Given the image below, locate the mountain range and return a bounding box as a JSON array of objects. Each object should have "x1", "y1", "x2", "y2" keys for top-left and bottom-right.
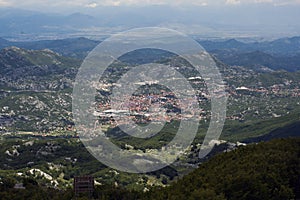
[
  {"x1": 0, "y1": 37, "x2": 99, "y2": 59},
  {"x1": 200, "y1": 37, "x2": 300, "y2": 56},
  {"x1": 0, "y1": 36, "x2": 299, "y2": 199},
  {"x1": 0, "y1": 6, "x2": 300, "y2": 39},
  {"x1": 200, "y1": 37, "x2": 300, "y2": 72},
  {"x1": 1, "y1": 36, "x2": 300, "y2": 71},
  {"x1": 210, "y1": 50, "x2": 300, "y2": 72}
]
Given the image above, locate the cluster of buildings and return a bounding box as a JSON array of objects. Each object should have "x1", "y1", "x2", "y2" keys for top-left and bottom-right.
[{"x1": 94, "y1": 90, "x2": 206, "y2": 128}]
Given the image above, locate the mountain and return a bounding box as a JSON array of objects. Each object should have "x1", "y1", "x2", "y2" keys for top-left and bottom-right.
[
  {"x1": 264, "y1": 37, "x2": 300, "y2": 55},
  {"x1": 0, "y1": 47, "x2": 79, "y2": 80},
  {"x1": 200, "y1": 37, "x2": 300, "y2": 72},
  {"x1": 3, "y1": 36, "x2": 300, "y2": 71},
  {"x1": 1, "y1": 5, "x2": 300, "y2": 38},
  {"x1": 0, "y1": 37, "x2": 9, "y2": 47},
  {"x1": 1, "y1": 138, "x2": 298, "y2": 199},
  {"x1": 0, "y1": 47, "x2": 80, "y2": 131},
  {"x1": 243, "y1": 121, "x2": 300, "y2": 143},
  {"x1": 0, "y1": 9, "x2": 100, "y2": 36},
  {"x1": 0, "y1": 38, "x2": 299, "y2": 199},
  {"x1": 15, "y1": 37, "x2": 99, "y2": 59},
  {"x1": 200, "y1": 39, "x2": 248, "y2": 52},
  {"x1": 0, "y1": 44, "x2": 299, "y2": 134},
  {"x1": 211, "y1": 50, "x2": 300, "y2": 72},
  {"x1": 144, "y1": 138, "x2": 300, "y2": 200},
  {"x1": 200, "y1": 36, "x2": 300, "y2": 56},
  {"x1": 0, "y1": 37, "x2": 99, "y2": 59}
]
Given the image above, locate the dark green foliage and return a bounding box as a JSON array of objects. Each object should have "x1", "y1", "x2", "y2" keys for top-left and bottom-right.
[
  {"x1": 244, "y1": 120, "x2": 300, "y2": 143},
  {"x1": 1, "y1": 177, "x2": 16, "y2": 189},
  {"x1": 144, "y1": 138, "x2": 300, "y2": 200},
  {"x1": 23, "y1": 177, "x2": 38, "y2": 187},
  {"x1": 0, "y1": 138, "x2": 299, "y2": 199},
  {"x1": 0, "y1": 186, "x2": 74, "y2": 200},
  {"x1": 222, "y1": 112, "x2": 300, "y2": 141}
]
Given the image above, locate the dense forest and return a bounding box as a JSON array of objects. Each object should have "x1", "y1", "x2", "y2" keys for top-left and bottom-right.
[
  {"x1": 1, "y1": 138, "x2": 299, "y2": 200},
  {"x1": 144, "y1": 138, "x2": 300, "y2": 200}
]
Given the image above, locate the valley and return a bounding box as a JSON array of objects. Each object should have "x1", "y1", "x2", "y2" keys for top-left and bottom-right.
[{"x1": 0, "y1": 36, "x2": 299, "y2": 199}]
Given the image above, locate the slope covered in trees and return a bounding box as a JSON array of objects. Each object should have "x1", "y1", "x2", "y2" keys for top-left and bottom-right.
[
  {"x1": 144, "y1": 138, "x2": 300, "y2": 200},
  {"x1": 1, "y1": 138, "x2": 299, "y2": 199}
]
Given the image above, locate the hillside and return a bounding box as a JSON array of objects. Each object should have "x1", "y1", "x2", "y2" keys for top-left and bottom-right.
[
  {"x1": 144, "y1": 138, "x2": 300, "y2": 200},
  {"x1": 0, "y1": 42, "x2": 299, "y2": 200},
  {"x1": 0, "y1": 46, "x2": 79, "y2": 91},
  {"x1": 0, "y1": 37, "x2": 99, "y2": 59},
  {"x1": 1, "y1": 36, "x2": 300, "y2": 70},
  {"x1": 0, "y1": 47, "x2": 79, "y2": 131},
  {"x1": 1, "y1": 138, "x2": 298, "y2": 199},
  {"x1": 211, "y1": 50, "x2": 300, "y2": 72},
  {"x1": 243, "y1": 120, "x2": 300, "y2": 143},
  {"x1": 199, "y1": 37, "x2": 300, "y2": 72},
  {"x1": 0, "y1": 45, "x2": 299, "y2": 137},
  {"x1": 200, "y1": 36, "x2": 300, "y2": 56}
]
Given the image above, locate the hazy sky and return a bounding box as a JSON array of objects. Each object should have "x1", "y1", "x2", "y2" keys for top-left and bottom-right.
[
  {"x1": 1, "y1": 0, "x2": 300, "y2": 9},
  {"x1": 0, "y1": 0, "x2": 299, "y2": 39}
]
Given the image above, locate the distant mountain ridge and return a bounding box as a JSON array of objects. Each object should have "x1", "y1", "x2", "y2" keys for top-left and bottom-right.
[
  {"x1": 0, "y1": 37, "x2": 99, "y2": 59},
  {"x1": 200, "y1": 36, "x2": 300, "y2": 56},
  {"x1": 0, "y1": 46, "x2": 79, "y2": 90},
  {"x1": 0, "y1": 9, "x2": 100, "y2": 36},
  {"x1": 0, "y1": 36, "x2": 300, "y2": 72},
  {"x1": 211, "y1": 50, "x2": 300, "y2": 72},
  {"x1": 199, "y1": 37, "x2": 300, "y2": 72}
]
